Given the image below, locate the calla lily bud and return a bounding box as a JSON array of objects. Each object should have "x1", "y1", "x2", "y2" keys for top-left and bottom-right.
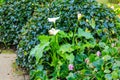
[{"x1": 77, "y1": 13, "x2": 83, "y2": 20}]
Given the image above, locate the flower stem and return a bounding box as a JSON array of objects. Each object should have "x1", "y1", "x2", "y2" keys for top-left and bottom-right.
[
  {"x1": 72, "y1": 21, "x2": 79, "y2": 45},
  {"x1": 54, "y1": 22, "x2": 56, "y2": 29},
  {"x1": 73, "y1": 27, "x2": 77, "y2": 45}
]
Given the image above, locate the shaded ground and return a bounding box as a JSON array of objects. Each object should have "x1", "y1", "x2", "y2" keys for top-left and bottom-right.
[{"x1": 0, "y1": 50, "x2": 29, "y2": 80}]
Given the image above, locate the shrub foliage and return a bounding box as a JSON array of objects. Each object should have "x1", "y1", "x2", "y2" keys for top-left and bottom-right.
[
  {"x1": 16, "y1": 0, "x2": 119, "y2": 69},
  {"x1": 0, "y1": 0, "x2": 35, "y2": 45},
  {"x1": 0, "y1": 0, "x2": 120, "y2": 79}
]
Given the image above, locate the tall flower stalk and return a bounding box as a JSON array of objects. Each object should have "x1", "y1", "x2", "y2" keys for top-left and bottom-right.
[
  {"x1": 73, "y1": 13, "x2": 83, "y2": 45},
  {"x1": 48, "y1": 17, "x2": 60, "y2": 46},
  {"x1": 48, "y1": 17, "x2": 60, "y2": 68}
]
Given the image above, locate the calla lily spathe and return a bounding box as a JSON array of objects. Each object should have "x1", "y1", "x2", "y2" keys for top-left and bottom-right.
[
  {"x1": 48, "y1": 17, "x2": 60, "y2": 23},
  {"x1": 48, "y1": 28, "x2": 60, "y2": 35},
  {"x1": 111, "y1": 6, "x2": 114, "y2": 9}
]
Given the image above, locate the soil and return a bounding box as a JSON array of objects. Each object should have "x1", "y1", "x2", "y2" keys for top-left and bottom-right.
[{"x1": 0, "y1": 50, "x2": 29, "y2": 80}]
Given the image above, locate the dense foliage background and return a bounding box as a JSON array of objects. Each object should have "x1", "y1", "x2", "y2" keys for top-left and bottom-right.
[
  {"x1": 17, "y1": 0, "x2": 120, "y2": 69},
  {"x1": 0, "y1": 0, "x2": 35, "y2": 45},
  {"x1": 0, "y1": 0, "x2": 120, "y2": 79}
]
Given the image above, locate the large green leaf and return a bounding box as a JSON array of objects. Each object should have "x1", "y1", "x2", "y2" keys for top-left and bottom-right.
[
  {"x1": 59, "y1": 43, "x2": 74, "y2": 53},
  {"x1": 30, "y1": 42, "x2": 50, "y2": 64},
  {"x1": 78, "y1": 28, "x2": 93, "y2": 39},
  {"x1": 38, "y1": 35, "x2": 51, "y2": 44}
]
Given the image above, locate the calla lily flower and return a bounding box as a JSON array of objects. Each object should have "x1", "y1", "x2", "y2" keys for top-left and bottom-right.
[
  {"x1": 111, "y1": 6, "x2": 114, "y2": 9},
  {"x1": 48, "y1": 28, "x2": 60, "y2": 35},
  {"x1": 48, "y1": 17, "x2": 60, "y2": 23}
]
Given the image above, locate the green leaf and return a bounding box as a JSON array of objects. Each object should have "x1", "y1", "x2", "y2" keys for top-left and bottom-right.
[
  {"x1": 38, "y1": 35, "x2": 51, "y2": 44},
  {"x1": 59, "y1": 43, "x2": 74, "y2": 53},
  {"x1": 92, "y1": 59, "x2": 104, "y2": 70},
  {"x1": 30, "y1": 42, "x2": 50, "y2": 64},
  {"x1": 30, "y1": 70, "x2": 36, "y2": 79},
  {"x1": 78, "y1": 28, "x2": 93, "y2": 39},
  {"x1": 104, "y1": 69, "x2": 111, "y2": 73},
  {"x1": 66, "y1": 53, "x2": 74, "y2": 63},
  {"x1": 37, "y1": 65, "x2": 43, "y2": 71},
  {"x1": 112, "y1": 71, "x2": 118, "y2": 79},
  {"x1": 98, "y1": 42, "x2": 106, "y2": 48},
  {"x1": 105, "y1": 74, "x2": 112, "y2": 80},
  {"x1": 115, "y1": 61, "x2": 120, "y2": 67},
  {"x1": 76, "y1": 53, "x2": 87, "y2": 62},
  {"x1": 112, "y1": 60, "x2": 120, "y2": 70},
  {"x1": 66, "y1": 72, "x2": 76, "y2": 80},
  {"x1": 58, "y1": 31, "x2": 68, "y2": 38},
  {"x1": 89, "y1": 54, "x2": 96, "y2": 62},
  {"x1": 102, "y1": 55, "x2": 111, "y2": 61}
]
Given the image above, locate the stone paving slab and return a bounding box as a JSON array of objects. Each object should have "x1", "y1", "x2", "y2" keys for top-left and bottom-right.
[{"x1": 0, "y1": 54, "x2": 29, "y2": 80}]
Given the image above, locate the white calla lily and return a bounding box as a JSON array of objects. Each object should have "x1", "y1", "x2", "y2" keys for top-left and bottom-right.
[
  {"x1": 111, "y1": 6, "x2": 114, "y2": 9},
  {"x1": 48, "y1": 28, "x2": 60, "y2": 35},
  {"x1": 48, "y1": 17, "x2": 60, "y2": 23}
]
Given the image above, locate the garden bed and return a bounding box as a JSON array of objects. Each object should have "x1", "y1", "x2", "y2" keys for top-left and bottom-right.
[{"x1": 0, "y1": 0, "x2": 120, "y2": 80}]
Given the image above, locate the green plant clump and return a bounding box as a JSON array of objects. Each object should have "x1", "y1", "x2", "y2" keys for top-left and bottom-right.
[
  {"x1": 29, "y1": 29, "x2": 96, "y2": 79},
  {"x1": 16, "y1": 0, "x2": 119, "y2": 69},
  {"x1": 29, "y1": 27, "x2": 120, "y2": 79}
]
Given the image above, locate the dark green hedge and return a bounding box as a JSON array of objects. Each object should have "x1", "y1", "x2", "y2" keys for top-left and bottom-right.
[
  {"x1": 0, "y1": 0, "x2": 53, "y2": 45},
  {"x1": 0, "y1": 0, "x2": 35, "y2": 45},
  {"x1": 16, "y1": 4, "x2": 50, "y2": 69},
  {"x1": 16, "y1": 0, "x2": 119, "y2": 69}
]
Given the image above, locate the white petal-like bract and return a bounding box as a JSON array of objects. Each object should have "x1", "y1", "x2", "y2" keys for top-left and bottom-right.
[
  {"x1": 48, "y1": 17, "x2": 60, "y2": 23},
  {"x1": 48, "y1": 28, "x2": 60, "y2": 35}
]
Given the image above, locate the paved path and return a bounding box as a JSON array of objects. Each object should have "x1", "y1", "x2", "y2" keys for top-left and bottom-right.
[{"x1": 0, "y1": 54, "x2": 29, "y2": 80}]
